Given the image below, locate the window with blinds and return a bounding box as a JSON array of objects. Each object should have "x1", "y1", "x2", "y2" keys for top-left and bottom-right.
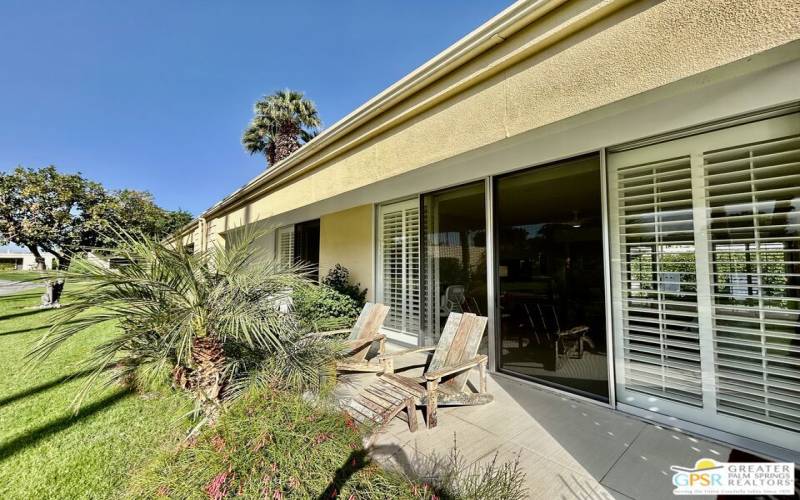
[
  {"x1": 276, "y1": 225, "x2": 295, "y2": 265},
  {"x1": 378, "y1": 200, "x2": 420, "y2": 337},
  {"x1": 615, "y1": 155, "x2": 704, "y2": 406},
  {"x1": 610, "y1": 111, "x2": 800, "y2": 449},
  {"x1": 704, "y1": 134, "x2": 800, "y2": 433}
]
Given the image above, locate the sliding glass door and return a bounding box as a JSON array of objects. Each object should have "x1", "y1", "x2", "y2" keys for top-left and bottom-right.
[
  {"x1": 495, "y1": 155, "x2": 609, "y2": 400},
  {"x1": 421, "y1": 182, "x2": 488, "y2": 349},
  {"x1": 609, "y1": 112, "x2": 800, "y2": 450}
]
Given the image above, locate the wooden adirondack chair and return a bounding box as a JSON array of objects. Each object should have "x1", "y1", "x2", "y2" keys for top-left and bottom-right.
[
  {"x1": 316, "y1": 302, "x2": 390, "y2": 373},
  {"x1": 345, "y1": 312, "x2": 491, "y2": 431}
]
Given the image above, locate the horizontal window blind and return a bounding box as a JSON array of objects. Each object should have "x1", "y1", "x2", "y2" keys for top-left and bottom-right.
[
  {"x1": 615, "y1": 155, "x2": 704, "y2": 406},
  {"x1": 276, "y1": 226, "x2": 295, "y2": 265},
  {"x1": 704, "y1": 134, "x2": 800, "y2": 433},
  {"x1": 379, "y1": 201, "x2": 420, "y2": 335}
]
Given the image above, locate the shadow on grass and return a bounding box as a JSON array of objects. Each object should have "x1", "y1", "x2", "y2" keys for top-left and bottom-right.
[
  {"x1": 316, "y1": 444, "x2": 436, "y2": 500},
  {"x1": 0, "y1": 318, "x2": 82, "y2": 337},
  {"x1": 0, "y1": 325, "x2": 49, "y2": 337},
  {"x1": 0, "y1": 308, "x2": 50, "y2": 322},
  {"x1": 317, "y1": 448, "x2": 370, "y2": 500},
  {"x1": 0, "y1": 369, "x2": 95, "y2": 408},
  {"x1": 0, "y1": 390, "x2": 130, "y2": 463},
  {"x1": 0, "y1": 291, "x2": 43, "y2": 302}
]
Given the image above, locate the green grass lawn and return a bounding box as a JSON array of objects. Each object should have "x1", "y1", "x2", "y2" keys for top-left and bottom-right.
[{"x1": 0, "y1": 288, "x2": 191, "y2": 499}]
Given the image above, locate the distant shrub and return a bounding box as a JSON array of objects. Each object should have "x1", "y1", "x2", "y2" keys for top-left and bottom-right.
[
  {"x1": 293, "y1": 283, "x2": 360, "y2": 324},
  {"x1": 322, "y1": 264, "x2": 367, "y2": 307}
]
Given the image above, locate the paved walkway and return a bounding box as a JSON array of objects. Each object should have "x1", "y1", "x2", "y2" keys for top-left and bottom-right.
[
  {"x1": 335, "y1": 347, "x2": 778, "y2": 500},
  {"x1": 0, "y1": 279, "x2": 42, "y2": 296}
]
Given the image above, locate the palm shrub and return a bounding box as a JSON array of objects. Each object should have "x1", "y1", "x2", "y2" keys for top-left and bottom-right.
[{"x1": 28, "y1": 227, "x2": 337, "y2": 423}]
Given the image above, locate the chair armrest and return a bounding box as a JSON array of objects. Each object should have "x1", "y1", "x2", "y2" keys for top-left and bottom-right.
[
  {"x1": 424, "y1": 354, "x2": 487, "y2": 381},
  {"x1": 342, "y1": 334, "x2": 385, "y2": 350},
  {"x1": 377, "y1": 346, "x2": 436, "y2": 361}
]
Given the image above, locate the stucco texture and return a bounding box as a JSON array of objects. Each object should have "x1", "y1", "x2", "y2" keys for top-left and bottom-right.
[
  {"x1": 318, "y1": 204, "x2": 374, "y2": 301},
  {"x1": 211, "y1": 0, "x2": 800, "y2": 236}
]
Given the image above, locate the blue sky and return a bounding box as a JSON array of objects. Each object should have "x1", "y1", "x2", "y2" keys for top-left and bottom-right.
[{"x1": 0, "y1": 0, "x2": 511, "y2": 217}]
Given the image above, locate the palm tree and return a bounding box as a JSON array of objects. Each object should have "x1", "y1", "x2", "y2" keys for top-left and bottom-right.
[
  {"x1": 242, "y1": 89, "x2": 321, "y2": 167},
  {"x1": 29, "y1": 226, "x2": 336, "y2": 423}
]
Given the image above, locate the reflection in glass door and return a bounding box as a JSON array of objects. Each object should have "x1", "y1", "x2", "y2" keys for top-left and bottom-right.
[
  {"x1": 421, "y1": 182, "x2": 488, "y2": 350},
  {"x1": 495, "y1": 155, "x2": 609, "y2": 400}
]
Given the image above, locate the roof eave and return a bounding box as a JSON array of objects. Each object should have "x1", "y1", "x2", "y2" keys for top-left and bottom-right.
[{"x1": 200, "y1": 0, "x2": 567, "y2": 220}]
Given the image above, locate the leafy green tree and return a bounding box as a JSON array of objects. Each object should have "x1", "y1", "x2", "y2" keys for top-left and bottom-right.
[
  {"x1": 0, "y1": 166, "x2": 192, "y2": 269},
  {"x1": 86, "y1": 190, "x2": 192, "y2": 249},
  {"x1": 30, "y1": 227, "x2": 336, "y2": 423},
  {"x1": 242, "y1": 89, "x2": 320, "y2": 167},
  {"x1": 0, "y1": 165, "x2": 97, "y2": 269}
]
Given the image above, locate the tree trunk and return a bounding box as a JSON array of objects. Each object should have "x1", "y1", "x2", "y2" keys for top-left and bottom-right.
[
  {"x1": 26, "y1": 245, "x2": 46, "y2": 270},
  {"x1": 42, "y1": 245, "x2": 70, "y2": 270},
  {"x1": 271, "y1": 123, "x2": 301, "y2": 165},
  {"x1": 190, "y1": 336, "x2": 226, "y2": 422},
  {"x1": 266, "y1": 141, "x2": 277, "y2": 167},
  {"x1": 56, "y1": 254, "x2": 70, "y2": 270}
]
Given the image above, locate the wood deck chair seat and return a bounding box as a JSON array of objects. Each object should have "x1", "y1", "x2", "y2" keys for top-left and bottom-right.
[
  {"x1": 345, "y1": 312, "x2": 492, "y2": 431},
  {"x1": 314, "y1": 302, "x2": 390, "y2": 373},
  {"x1": 345, "y1": 377, "x2": 419, "y2": 434}
]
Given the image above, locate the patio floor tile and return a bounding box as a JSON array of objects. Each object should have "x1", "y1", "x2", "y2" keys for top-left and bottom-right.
[
  {"x1": 601, "y1": 425, "x2": 731, "y2": 500},
  {"x1": 399, "y1": 417, "x2": 502, "y2": 469},
  {"x1": 474, "y1": 443, "x2": 616, "y2": 500}
]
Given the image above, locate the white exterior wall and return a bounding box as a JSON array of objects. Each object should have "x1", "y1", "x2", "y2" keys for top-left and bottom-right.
[{"x1": 0, "y1": 251, "x2": 56, "y2": 270}]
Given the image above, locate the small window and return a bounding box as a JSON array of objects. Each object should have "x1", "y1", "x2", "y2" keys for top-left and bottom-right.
[{"x1": 276, "y1": 225, "x2": 295, "y2": 265}]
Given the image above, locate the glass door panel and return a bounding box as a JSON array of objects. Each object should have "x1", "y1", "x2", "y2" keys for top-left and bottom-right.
[
  {"x1": 421, "y1": 182, "x2": 488, "y2": 349},
  {"x1": 495, "y1": 155, "x2": 609, "y2": 400}
]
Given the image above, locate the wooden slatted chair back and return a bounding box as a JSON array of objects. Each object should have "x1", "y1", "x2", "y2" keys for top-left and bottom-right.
[
  {"x1": 348, "y1": 302, "x2": 390, "y2": 361},
  {"x1": 427, "y1": 312, "x2": 488, "y2": 391}
]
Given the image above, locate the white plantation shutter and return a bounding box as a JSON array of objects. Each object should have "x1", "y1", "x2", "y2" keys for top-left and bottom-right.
[
  {"x1": 276, "y1": 225, "x2": 295, "y2": 265},
  {"x1": 612, "y1": 155, "x2": 704, "y2": 406},
  {"x1": 610, "y1": 111, "x2": 800, "y2": 450},
  {"x1": 378, "y1": 200, "x2": 420, "y2": 338},
  {"x1": 704, "y1": 134, "x2": 800, "y2": 433}
]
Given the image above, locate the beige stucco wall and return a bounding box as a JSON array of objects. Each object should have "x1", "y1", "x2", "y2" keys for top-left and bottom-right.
[{"x1": 319, "y1": 204, "x2": 374, "y2": 301}]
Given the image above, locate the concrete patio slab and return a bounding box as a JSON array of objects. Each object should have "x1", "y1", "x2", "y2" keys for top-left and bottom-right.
[
  {"x1": 601, "y1": 425, "x2": 729, "y2": 500},
  {"x1": 335, "y1": 345, "x2": 771, "y2": 499},
  {"x1": 474, "y1": 443, "x2": 614, "y2": 500}
]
